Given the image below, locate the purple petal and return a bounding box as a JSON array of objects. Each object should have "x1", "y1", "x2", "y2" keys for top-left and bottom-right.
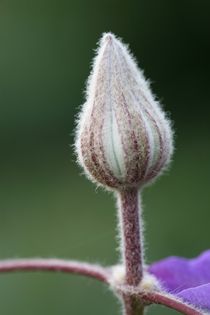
[
  {"x1": 177, "y1": 283, "x2": 210, "y2": 310},
  {"x1": 149, "y1": 250, "x2": 210, "y2": 293}
]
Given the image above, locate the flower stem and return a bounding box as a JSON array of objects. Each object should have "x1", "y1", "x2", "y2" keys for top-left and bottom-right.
[
  {"x1": 0, "y1": 258, "x2": 109, "y2": 283},
  {"x1": 117, "y1": 187, "x2": 143, "y2": 286},
  {"x1": 142, "y1": 292, "x2": 202, "y2": 315},
  {"x1": 123, "y1": 295, "x2": 144, "y2": 315},
  {"x1": 117, "y1": 187, "x2": 144, "y2": 315}
]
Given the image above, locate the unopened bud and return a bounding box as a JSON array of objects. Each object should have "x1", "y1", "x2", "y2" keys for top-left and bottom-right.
[{"x1": 75, "y1": 33, "x2": 173, "y2": 190}]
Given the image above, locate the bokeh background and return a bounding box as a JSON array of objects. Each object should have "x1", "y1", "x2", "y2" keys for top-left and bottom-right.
[{"x1": 0, "y1": 0, "x2": 210, "y2": 314}]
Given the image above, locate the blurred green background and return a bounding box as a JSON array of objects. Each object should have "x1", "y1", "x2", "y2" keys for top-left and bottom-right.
[{"x1": 0, "y1": 0, "x2": 210, "y2": 314}]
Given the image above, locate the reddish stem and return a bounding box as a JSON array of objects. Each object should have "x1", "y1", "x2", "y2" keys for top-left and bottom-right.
[
  {"x1": 117, "y1": 188, "x2": 143, "y2": 286},
  {"x1": 142, "y1": 292, "x2": 202, "y2": 315},
  {"x1": 117, "y1": 188, "x2": 144, "y2": 315},
  {"x1": 0, "y1": 258, "x2": 109, "y2": 283}
]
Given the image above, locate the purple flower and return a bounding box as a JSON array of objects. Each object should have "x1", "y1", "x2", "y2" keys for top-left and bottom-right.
[{"x1": 149, "y1": 250, "x2": 210, "y2": 311}]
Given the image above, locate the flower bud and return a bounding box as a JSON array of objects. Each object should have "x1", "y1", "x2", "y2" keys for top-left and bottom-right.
[{"x1": 75, "y1": 33, "x2": 173, "y2": 190}]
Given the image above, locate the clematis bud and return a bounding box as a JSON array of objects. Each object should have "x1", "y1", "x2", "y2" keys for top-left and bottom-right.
[{"x1": 75, "y1": 33, "x2": 173, "y2": 190}]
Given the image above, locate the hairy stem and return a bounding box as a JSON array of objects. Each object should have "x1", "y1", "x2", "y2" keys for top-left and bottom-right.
[
  {"x1": 123, "y1": 295, "x2": 144, "y2": 315},
  {"x1": 117, "y1": 187, "x2": 143, "y2": 285},
  {"x1": 0, "y1": 258, "x2": 109, "y2": 283},
  {"x1": 143, "y1": 292, "x2": 202, "y2": 315},
  {"x1": 117, "y1": 187, "x2": 144, "y2": 315}
]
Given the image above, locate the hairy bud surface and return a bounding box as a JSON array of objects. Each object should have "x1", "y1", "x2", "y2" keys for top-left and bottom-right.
[{"x1": 75, "y1": 33, "x2": 173, "y2": 190}]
